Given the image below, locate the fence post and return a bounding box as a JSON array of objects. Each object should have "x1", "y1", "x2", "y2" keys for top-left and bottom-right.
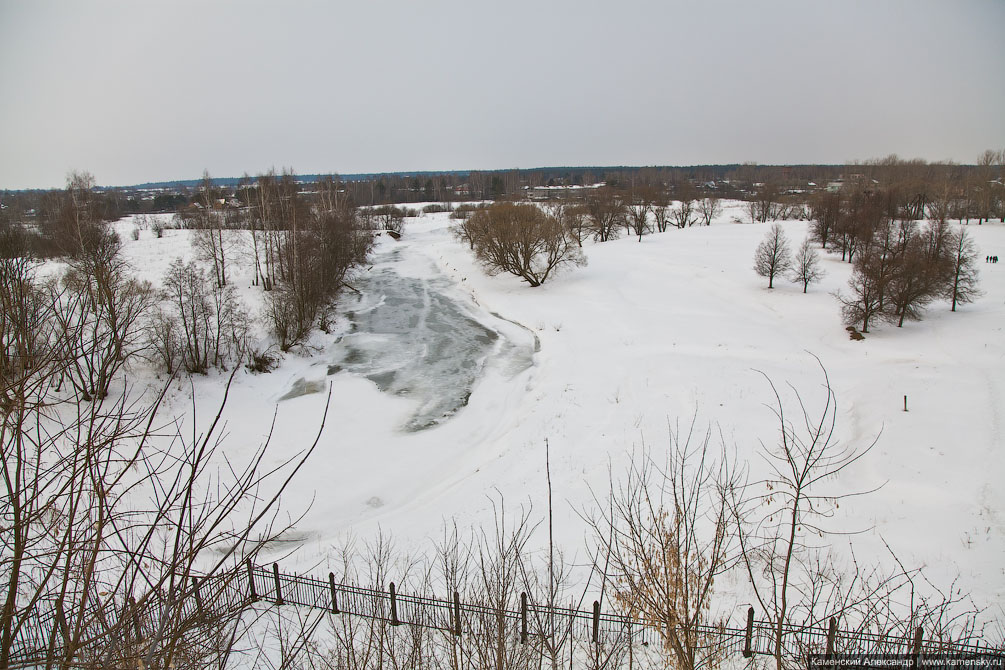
[
  {"x1": 743, "y1": 607, "x2": 754, "y2": 658},
  {"x1": 329, "y1": 572, "x2": 340, "y2": 614},
  {"x1": 592, "y1": 601, "x2": 601, "y2": 644},
  {"x1": 911, "y1": 626, "x2": 923, "y2": 668},
  {"x1": 520, "y1": 592, "x2": 528, "y2": 644},
  {"x1": 826, "y1": 617, "x2": 837, "y2": 657},
  {"x1": 192, "y1": 577, "x2": 204, "y2": 616},
  {"x1": 389, "y1": 582, "x2": 400, "y2": 626},
  {"x1": 453, "y1": 591, "x2": 462, "y2": 637},
  {"x1": 273, "y1": 563, "x2": 283, "y2": 606},
  {"x1": 247, "y1": 558, "x2": 258, "y2": 602}
]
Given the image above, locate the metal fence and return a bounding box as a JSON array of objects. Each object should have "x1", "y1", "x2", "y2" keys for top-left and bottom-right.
[
  {"x1": 9, "y1": 560, "x2": 1001, "y2": 668},
  {"x1": 8, "y1": 570, "x2": 247, "y2": 668}
]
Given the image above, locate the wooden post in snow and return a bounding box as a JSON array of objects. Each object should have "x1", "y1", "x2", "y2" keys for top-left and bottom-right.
[
  {"x1": 520, "y1": 592, "x2": 528, "y2": 644},
  {"x1": 273, "y1": 563, "x2": 283, "y2": 606},
  {"x1": 329, "y1": 572, "x2": 340, "y2": 614},
  {"x1": 743, "y1": 607, "x2": 755, "y2": 658},
  {"x1": 247, "y1": 558, "x2": 258, "y2": 602},
  {"x1": 389, "y1": 582, "x2": 400, "y2": 626}
]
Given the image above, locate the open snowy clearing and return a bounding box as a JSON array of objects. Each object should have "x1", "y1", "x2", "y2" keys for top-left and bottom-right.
[{"x1": 112, "y1": 205, "x2": 1005, "y2": 618}]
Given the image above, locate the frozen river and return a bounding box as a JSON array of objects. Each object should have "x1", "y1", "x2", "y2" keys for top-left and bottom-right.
[{"x1": 328, "y1": 246, "x2": 535, "y2": 431}]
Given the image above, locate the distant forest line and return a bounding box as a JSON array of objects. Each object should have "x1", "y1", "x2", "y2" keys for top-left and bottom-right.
[{"x1": 2, "y1": 153, "x2": 1003, "y2": 229}]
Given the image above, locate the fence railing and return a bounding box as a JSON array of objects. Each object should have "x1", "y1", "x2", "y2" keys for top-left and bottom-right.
[{"x1": 9, "y1": 560, "x2": 1002, "y2": 668}]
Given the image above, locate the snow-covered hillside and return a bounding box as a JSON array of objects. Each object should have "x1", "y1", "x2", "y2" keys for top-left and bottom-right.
[{"x1": 112, "y1": 206, "x2": 1005, "y2": 617}]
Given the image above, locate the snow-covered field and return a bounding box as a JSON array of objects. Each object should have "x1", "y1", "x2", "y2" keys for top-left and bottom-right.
[{"x1": 112, "y1": 204, "x2": 1005, "y2": 620}]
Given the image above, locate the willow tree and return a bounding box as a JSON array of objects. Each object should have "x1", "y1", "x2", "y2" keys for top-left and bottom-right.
[{"x1": 457, "y1": 202, "x2": 585, "y2": 287}]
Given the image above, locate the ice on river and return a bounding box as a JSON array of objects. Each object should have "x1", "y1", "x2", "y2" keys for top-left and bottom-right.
[{"x1": 329, "y1": 250, "x2": 534, "y2": 431}]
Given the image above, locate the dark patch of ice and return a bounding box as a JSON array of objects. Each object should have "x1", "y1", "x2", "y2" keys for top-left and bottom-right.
[{"x1": 328, "y1": 255, "x2": 532, "y2": 431}]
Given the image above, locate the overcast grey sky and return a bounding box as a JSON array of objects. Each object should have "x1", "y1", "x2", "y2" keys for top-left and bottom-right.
[{"x1": 1, "y1": 0, "x2": 1003, "y2": 189}]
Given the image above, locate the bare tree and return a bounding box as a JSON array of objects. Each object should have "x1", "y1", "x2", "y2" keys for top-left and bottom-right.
[
  {"x1": 925, "y1": 181, "x2": 955, "y2": 230},
  {"x1": 585, "y1": 188, "x2": 625, "y2": 242},
  {"x1": 754, "y1": 223, "x2": 793, "y2": 289},
  {"x1": 625, "y1": 189, "x2": 653, "y2": 242},
  {"x1": 672, "y1": 185, "x2": 699, "y2": 229},
  {"x1": 942, "y1": 226, "x2": 982, "y2": 312},
  {"x1": 790, "y1": 236, "x2": 825, "y2": 293},
  {"x1": 1, "y1": 249, "x2": 328, "y2": 667},
  {"x1": 42, "y1": 171, "x2": 110, "y2": 258},
  {"x1": 457, "y1": 202, "x2": 586, "y2": 287},
  {"x1": 258, "y1": 172, "x2": 372, "y2": 349},
  {"x1": 734, "y1": 360, "x2": 878, "y2": 670},
  {"x1": 470, "y1": 500, "x2": 538, "y2": 670},
  {"x1": 546, "y1": 200, "x2": 589, "y2": 249},
  {"x1": 975, "y1": 149, "x2": 997, "y2": 223},
  {"x1": 652, "y1": 189, "x2": 672, "y2": 233},
  {"x1": 189, "y1": 171, "x2": 231, "y2": 288},
  {"x1": 565, "y1": 203, "x2": 590, "y2": 248},
  {"x1": 809, "y1": 191, "x2": 841, "y2": 250},
  {"x1": 588, "y1": 420, "x2": 742, "y2": 670},
  {"x1": 52, "y1": 235, "x2": 155, "y2": 401},
  {"x1": 373, "y1": 205, "x2": 407, "y2": 235},
  {"x1": 883, "y1": 228, "x2": 941, "y2": 327},
  {"x1": 160, "y1": 258, "x2": 248, "y2": 373},
  {"x1": 697, "y1": 195, "x2": 722, "y2": 227},
  {"x1": 748, "y1": 182, "x2": 781, "y2": 224},
  {"x1": 838, "y1": 244, "x2": 888, "y2": 334}
]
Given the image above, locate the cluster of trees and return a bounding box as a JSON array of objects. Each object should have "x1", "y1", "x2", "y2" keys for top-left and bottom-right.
[
  {"x1": 838, "y1": 217, "x2": 980, "y2": 332},
  {"x1": 453, "y1": 189, "x2": 728, "y2": 286},
  {"x1": 575, "y1": 187, "x2": 723, "y2": 243},
  {"x1": 1, "y1": 169, "x2": 376, "y2": 386},
  {"x1": 746, "y1": 182, "x2": 808, "y2": 223},
  {"x1": 4, "y1": 150, "x2": 1003, "y2": 228},
  {"x1": 0, "y1": 169, "x2": 366, "y2": 667},
  {"x1": 800, "y1": 186, "x2": 983, "y2": 333},
  {"x1": 1, "y1": 217, "x2": 328, "y2": 666},
  {"x1": 234, "y1": 172, "x2": 373, "y2": 349},
  {"x1": 753, "y1": 224, "x2": 825, "y2": 291},
  {"x1": 846, "y1": 151, "x2": 1005, "y2": 225},
  {"x1": 755, "y1": 228, "x2": 980, "y2": 335},
  {"x1": 170, "y1": 171, "x2": 374, "y2": 351},
  {"x1": 1, "y1": 175, "x2": 156, "y2": 402}
]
